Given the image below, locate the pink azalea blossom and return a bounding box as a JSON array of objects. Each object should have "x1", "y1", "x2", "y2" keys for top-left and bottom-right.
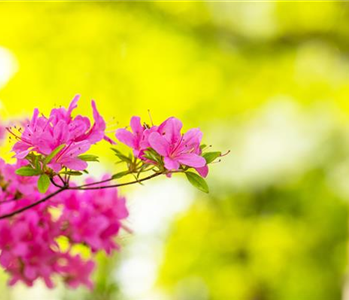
[
  {"x1": 115, "y1": 116, "x2": 157, "y2": 157},
  {"x1": 10, "y1": 95, "x2": 112, "y2": 171},
  {"x1": 115, "y1": 116, "x2": 209, "y2": 177},
  {"x1": 60, "y1": 177, "x2": 128, "y2": 254},
  {"x1": 148, "y1": 117, "x2": 207, "y2": 174},
  {"x1": 0, "y1": 159, "x2": 128, "y2": 289},
  {"x1": 59, "y1": 254, "x2": 95, "y2": 290}
]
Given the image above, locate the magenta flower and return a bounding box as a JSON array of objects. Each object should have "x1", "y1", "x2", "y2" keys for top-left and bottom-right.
[
  {"x1": 0, "y1": 158, "x2": 128, "y2": 289},
  {"x1": 115, "y1": 116, "x2": 209, "y2": 177},
  {"x1": 148, "y1": 117, "x2": 207, "y2": 172},
  {"x1": 10, "y1": 95, "x2": 112, "y2": 171},
  {"x1": 60, "y1": 179, "x2": 128, "y2": 254},
  {"x1": 59, "y1": 255, "x2": 95, "y2": 290},
  {"x1": 115, "y1": 116, "x2": 157, "y2": 157}
]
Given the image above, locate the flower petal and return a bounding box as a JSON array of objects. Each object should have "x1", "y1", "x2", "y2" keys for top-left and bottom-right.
[
  {"x1": 115, "y1": 129, "x2": 137, "y2": 148},
  {"x1": 196, "y1": 165, "x2": 209, "y2": 178},
  {"x1": 130, "y1": 116, "x2": 143, "y2": 136},
  {"x1": 158, "y1": 117, "x2": 182, "y2": 144},
  {"x1": 177, "y1": 153, "x2": 206, "y2": 168},
  {"x1": 164, "y1": 157, "x2": 180, "y2": 171},
  {"x1": 60, "y1": 158, "x2": 88, "y2": 171},
  {"x1": 148, "y1": 132, "x2": 170, "y2": 156}
]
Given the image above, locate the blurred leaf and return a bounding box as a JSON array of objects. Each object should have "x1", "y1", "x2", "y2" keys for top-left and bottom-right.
[
  {"x1": 111, "y1": 148, "x2": 132, "y2": 163},
  {"x1": 15, "y1": 166, "x2": 41, "y2": 176},
  {"x1": 38, "y1": 174, "x2": 50, "y2": 193},
  {"x1": 78, "y1": 154, "x2": 99, "y2": 162},
  {"x1": 185, "y1": 171, "x2": 209, "y2": 193},
  {"x1": 60, "y1": 171, "x2": 83, "y2": 176},
  {"x1": 112, "y1": 171, "x2": 130, "y2": 179},
  {"x1": 203, "y1": 151, "x2": 221, "y2": 164}
]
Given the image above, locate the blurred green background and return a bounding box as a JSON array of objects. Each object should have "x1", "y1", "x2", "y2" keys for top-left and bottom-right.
[{"x1": 1, "y1": 2, "x2": 349, "y2": 300}]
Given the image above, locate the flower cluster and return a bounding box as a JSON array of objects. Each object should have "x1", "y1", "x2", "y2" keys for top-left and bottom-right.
[
  {"x1": 0, "y1": 94, "x2": 223, "y2": 290},
  {"x1": 0, "y1": 159, "x2": 127, "y2": 289},
  {"x1": 59, "y1": 178, "x2": 128, "y2": 255},
  {"x1": 116, "y1": 116, "x2": 209, "y2": 177},
  {"x1": 9, "y1": 95, "x2": 111, "y2": 172}
]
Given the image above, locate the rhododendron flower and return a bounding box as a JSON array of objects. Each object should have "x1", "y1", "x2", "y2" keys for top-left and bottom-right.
[
  {"x1": 115, "y1": 116, "x2": 157, "y2": 157},
  {"x1": 115, "y1": 116, "x2": 209, "y2": 177},
  {"x1": 59, "y1": 178, "x2": 128, "y2": 254},
  {"x1": 10, "y1": 95, "x2": 112, "y2": 171},
  {"x1": 149, "y1": 117, "x2": 206, "y2": 171},
  {"x1": 60, "y1": 254, "x2": 95, "y2": 290},
  {"x1": 0, "y1": 96, "x2": 222, "y2": 290},
  {"x1": 0, "y1": 157, "x2": 128, "y2": 289}
]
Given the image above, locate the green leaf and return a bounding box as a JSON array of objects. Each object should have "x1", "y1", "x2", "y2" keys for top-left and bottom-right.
[
  {"x1": 60, "y1": 171, "x2": 83, "y2": 176},
  {"x1": 15, "y1": 166, "x2": 41, "y2": 176},
  {"x1": 44, "y1": 144, "x2": 66, "y2": 165},
  {"x1": 200, "y1": 144, "x2": 207, "y2": 150},
  {"x1": 34, "y1": 155, "x2": 40, "y2": 170},
  {"x1": 112, "y1": 171, "x2": 130, "y2": 179},
  {"x1": 78, "y1": 154, "x2": 99, "y2": 162},
  {"x1": 185, "y1": 172, "x2": 209, "y2": 193},
  {"x1": 143, "y1": 149, "x2": 161, "y2": 163},
  {"x1": 203, "y1": 151, "x2": 221, "y2": 164},
  {"x1": 38, "y1": 174, "x2": 50, "y2": 193},
  {"x1": 111, "y1": 148, "x2": 132, "y2": 163}
]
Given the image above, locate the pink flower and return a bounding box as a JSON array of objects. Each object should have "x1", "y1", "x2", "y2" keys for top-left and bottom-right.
[
  {"x1": 116, "y1": 116, "x2": 157, "y2": 157},
  {"x1": 148, "y1": 117, "x2": 207, "y2": 172},
  {"x1": 10, "y1": 95, "x2": 113, "y2": 171},
  {"x1": 0, "y1": 159, "x2": 128, "y2": 289},
  {"x1": 60, "y1": 254, "x2": 95, "y2": 290},
  {"x1": 115, "y1": 116, "x2": 209, "y2": 177},
  {"x1": 60, "y1": 177, "x2": 128, "y2": 254}
]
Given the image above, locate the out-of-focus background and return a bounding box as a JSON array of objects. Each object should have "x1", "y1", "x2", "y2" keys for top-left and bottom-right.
[{"x1": 1, "y1": 2, "x2": 349, "y2": 300}]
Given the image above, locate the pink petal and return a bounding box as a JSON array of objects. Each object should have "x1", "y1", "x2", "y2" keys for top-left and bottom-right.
[
  {"x1": 164, "y1": 157, "x2": 180, "y2": 170},
  {"x1": 60, "y1": 158, "x2": 88, "y2": 171},
  {"x1": 24, "y1": 266, "x2": 37, "y2": 281},
  {"x1": 177, "y1": 153, "x2": 206, "y2": 168},
  {"x1": 115, "y1": 129, "x2": 137, "y2": 148},
  {"x1": 103, "y1": 135, "x2": 117, "y2": 145},
  {"x1": 182, "y1": 128, "x2": 203, "y2": 151},
  {"x1": 148, "y1": 132, "x2": 170, "y2": 156},
  {"x1": 196, "y1": 165, "x2": 209, "y2": 178},
  {"x1": 158, "y1": 117, "x2": 182, "y2": 144},
  {"x1": 53, "y1": 120, "x2": 69, "y2": 143},
  {"x1": 130, "y1": 116, "x2": 143, "y2": 135},
  {"x1": 67, "y1": 95, "x2": 80, "y2": 116}
]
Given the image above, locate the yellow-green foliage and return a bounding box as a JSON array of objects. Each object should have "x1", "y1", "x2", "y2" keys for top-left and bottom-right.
[{"x1": 0, "y1": 2, "x2": 349, "y2": 300}]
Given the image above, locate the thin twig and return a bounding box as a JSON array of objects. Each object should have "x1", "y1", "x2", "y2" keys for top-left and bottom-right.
[
  {"x1": 0, "y1": 188, "x2": 66, "y2": 220},
  {"x1": 50, "y1": 178, "x2": 64, "y2": 188},
  {"x1": 71, "y1": 172, "x2": 162, "y2": 191},
  {"x1": 0, "y1": 172, "x2": 165, "y2": 220}
]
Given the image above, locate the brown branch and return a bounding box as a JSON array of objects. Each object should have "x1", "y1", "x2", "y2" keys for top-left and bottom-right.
[
  {"x1": 0, "y1": 172, "x2": 165, "y2": 220},
  {"x1": 70, "y1": 172, "x2": 162, "y2": 191},
  {"x1": 0, "y1": 187, "x2": 67, "y2": 220}
]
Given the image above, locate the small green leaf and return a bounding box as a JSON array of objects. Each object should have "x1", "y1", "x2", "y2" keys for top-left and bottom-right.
[
  {"x1": 112, "y1": 171, "x2": 130, "y2": 179},
  {"x1": 60, "y1": 171, "x2": 83, "y2": 176},
  {"x1": 15, "y1": 166, "x2": 41, "y2": 176},
  {"x1": 78, "y1": 154, "x2": 99, "y2": 162},
  {"x1": 203, "y1": 151, "x2": 221, "y2": 164},
  {"x1": 200, "y1": 144, "x2": 207, "y2": 150},
  {"x1": 111, "y1": 148, "x2": 132, "y2": 163},
  {"x1": 34, "y1": 156, "x2": 40, "y2": 170},
  {"x1": 143, "y1": 149, "x2": 161, "y2": 163},
  {"x1": 38, "y1": 174, "x2": 50, "y2": 193},
  {"x1": 44, "y1": 144, "x2": 66, "y2": 165},
  {"x1": 185, "y1": 172, "x2": 209, "y2": 193}
]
